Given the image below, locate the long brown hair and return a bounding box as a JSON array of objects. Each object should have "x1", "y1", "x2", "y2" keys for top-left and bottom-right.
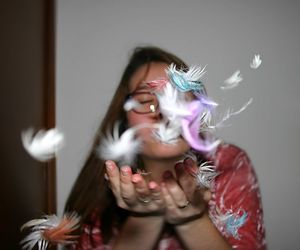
[{"x1": 64, "y1": 46, "x2": 188, "y2": 241}]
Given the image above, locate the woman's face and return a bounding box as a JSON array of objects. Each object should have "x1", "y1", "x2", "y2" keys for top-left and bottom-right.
[{"x1": 127, "y1": 62, "x2": 190, "y2": 160}]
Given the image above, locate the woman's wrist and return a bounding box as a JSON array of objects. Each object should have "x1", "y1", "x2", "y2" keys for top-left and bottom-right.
[
  {"x1": 130, "y1": 210, "x2": 164, "y2": 217},
  {"x1": 172, "y1": 211, "x2": 205, "y2": 226},
  {"x1": 174, "y1": 210, "x2": 207, "y2": 229}
]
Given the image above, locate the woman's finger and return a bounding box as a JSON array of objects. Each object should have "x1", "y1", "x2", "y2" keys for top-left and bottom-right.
[
  {"x1": 105, "y1": 160, "x2": 128, "y2": 207},
  {"x1": 161, "y1": 182, "x2": 177, "y2": 211},
  {"x1": 163, "y1": 171, "x2": 188, "y2": 209},
  {"x1": 202, "y1": 189, "x2": 212, "y2": 202},
  {"x1": 105, "y1": 160, "x2": 120, "y2": 195},
  {"x1": 132, "y1": 174, "x2": 151, "y2": 204},
  {"x1": 182, "y1": 158, "x2": 212, "y2": 204},
  {"x1": 148, "y1": 181, "x2": 164, "y2": 206},
  {"x1": 120, "y1": 166, "x2": 136, "y2": 206},
  {"x1": 176, "y1": 158, "x2": 198, "y2": 201}
]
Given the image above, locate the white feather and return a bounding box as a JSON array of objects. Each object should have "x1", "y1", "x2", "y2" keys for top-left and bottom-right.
[
  {"x1": 195, "y1": 162, "x2": 220, "y2": 188},
  {"x1": 21, "y1": 128, "x2": 65, "y2": 162},
  {"x1": 98, "y1": 122, "x2": 142, "y2": 165},
  {"x1": 21, "y1": 231, "x2": 45, "y2": 250},
  {"x1": 20, "y1": 213, "x2": 80, "y2": 250},
  {"x1": 184, "y1": 64, "x2": 207, "y2": 82},
  {"x1": 221, "y1": 70, "x2": 243, "y2": 90},
  {"x1": 156, "y1": 83, "x2": 191, "y2": 121},
  {"x1": 123, "y1": 99, "x2": 141, "y2": 111},
  {"x1": 182, "y1": 150, "x2": 198, "y2": 162},
  {"x1": 153, "y1": 120, "x2": 182, "y2": 144},
  {"x1": 250, "y1": 54, "x2": 262, "y2": 69},
  {"x1": 168, "y1": 63, "x2": 206, "y2": 82},
  {"x1": 200, "y1": 110, "x2": 213, "y2": 128},
  {"x1": 208, "y1": 98, "x2": 253, "y2": 130},
  {"x1": 166, "y1": 64, "x2": 206, "y2": 93}
]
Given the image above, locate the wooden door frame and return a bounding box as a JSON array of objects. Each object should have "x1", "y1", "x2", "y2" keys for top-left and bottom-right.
[{"x1": 44, "y1": 0, "x2": 56, "y2": 214}]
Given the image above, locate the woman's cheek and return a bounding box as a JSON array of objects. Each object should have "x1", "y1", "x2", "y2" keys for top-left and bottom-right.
[{"x1": 127, "y1": 112, "x2": 155, "y2": 127}]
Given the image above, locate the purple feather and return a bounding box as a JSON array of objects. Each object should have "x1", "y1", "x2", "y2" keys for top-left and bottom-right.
[{"x1": 181, "y1": 100, "x2": 219, "y2": 152}]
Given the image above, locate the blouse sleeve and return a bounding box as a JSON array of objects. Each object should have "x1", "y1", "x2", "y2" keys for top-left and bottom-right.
[
  {"x1": 209, "y1": 144, "x2": 267, "y2": 250},
  {"x1": 70, "y1": 211, "x2": 113, "y2": 250}
]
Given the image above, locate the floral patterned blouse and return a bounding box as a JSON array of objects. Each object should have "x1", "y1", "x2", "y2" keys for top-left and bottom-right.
[{"x1": 71, "y1": 143, "x2": 266, "y2": 250}]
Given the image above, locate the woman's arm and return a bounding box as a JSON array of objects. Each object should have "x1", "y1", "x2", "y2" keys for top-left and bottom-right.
[
  {"x1": 165, "y1": 146, "x2": 266, "y2": 250},
  {"x1": 209, "y1": 145, "x2": 266, "y2": 249},
  {"x1": 175, "y1": 212, "x2": 231, "y2": 250},
  {"x1": 161, "y1": 159, "x2": 231, "y2": 249},
  {"x1": 106, "y1": 160, "x2": 166, "y2": 250},
  {"x1": 112, "y1": 215, "x2": 164, "y2": 250},
  {"x1": 70, "y1": 209, "x2": 164, "y2": 250}
]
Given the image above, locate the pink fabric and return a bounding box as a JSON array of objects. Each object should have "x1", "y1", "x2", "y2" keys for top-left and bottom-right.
[
  {"x1": 71, "y1": 143, "x2": 266, "y2": 250},
  {"x1": 207, "y1": 144, "x2": 266, "y2": 249}
]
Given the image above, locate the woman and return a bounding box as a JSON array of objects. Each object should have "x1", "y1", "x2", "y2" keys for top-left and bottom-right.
[{"x1": 65, "y1": 46, "x2": 266, "y2": 249}]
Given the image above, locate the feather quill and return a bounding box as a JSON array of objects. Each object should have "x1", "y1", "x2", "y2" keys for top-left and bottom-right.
[{"x1": 208, "y1": 98, "x2": 253, "y2": 130}]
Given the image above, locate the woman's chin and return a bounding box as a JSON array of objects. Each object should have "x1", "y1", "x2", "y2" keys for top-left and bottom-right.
[{"x1": 141, "y1": 138, "x2": 190, "y2": 160}]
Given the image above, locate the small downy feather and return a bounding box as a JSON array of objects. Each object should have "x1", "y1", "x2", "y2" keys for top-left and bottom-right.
[
  {"x1": 153, "y1": 120, "x2": 182, "y2": 144},
  {"x1": 97, "y1": 122, "x2": 142, "y2": 166},
  {"x1": 195, "y1": 162, "x2": 220, "y2": 188},
  {"x1": 181, "y1": 152, "x2": 219, "y2": 188},
  {"x1": 21, "y1": 128, "x2": 65, "y2": 162},
  {"x1": 167, "y1": 63, "x2": 206, "y2": 93},
  {"x1": 20, "y1": 213, "x2": 80, "y2": 250},
  {"x1": 250, "y1": 54, "x2": 262, "y2": 69},
  {"x1": 196, "y1": 95, "x2": 218, "y2": 130},
  {"x1": 123, "y1": 98, "x2": 141, "y2": 111},
  {"x1": 156, "y1": 82, "x2": 192, "y2": 121},
  {"x1": 221, "y1": 70, "x2": 243, "y2": 90}
]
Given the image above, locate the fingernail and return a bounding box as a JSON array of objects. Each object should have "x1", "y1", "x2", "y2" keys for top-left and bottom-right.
[
  {"x1": 132, "y1": 174, "x2": 140, "y2": 183},
  {"x1": 175, "y1": 162, "x2": 183, "y2": 171},
  {"x1": 105, "y1": 161, "x2": 114, "y2": 171},
  {"x1": 184, "y1": 157, "x2": 194, "y2": 167},
  {"x1": 149, "y1": 181, "x2": 157, "y2": 190},
  {"x1": 163, "y1": 170, "x2": 172, "y2": 179},
  {"x1": 121, "y1": 166, "x2": 131, "y2": 176}
]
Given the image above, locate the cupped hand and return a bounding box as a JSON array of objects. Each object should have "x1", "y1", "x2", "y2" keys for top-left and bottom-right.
[
  {"x1": 105, "y1": 160, "x2": 164, "y2": 215},
  {"x1": 161, "y1": 158, "x2": 212, "y2": 225}
]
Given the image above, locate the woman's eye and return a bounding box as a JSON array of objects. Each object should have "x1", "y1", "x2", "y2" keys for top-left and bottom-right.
[
  {"x1": 139, "y1": 99, "x2": 155, "y2": 103},
  {"x1": 136, "y1": 96, "x2": 154, "y2": 102}
]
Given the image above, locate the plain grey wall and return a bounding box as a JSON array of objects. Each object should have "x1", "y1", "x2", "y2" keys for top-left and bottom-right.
[{"x1": 56, "y1": 0, "x2": 300, "y2": 249}]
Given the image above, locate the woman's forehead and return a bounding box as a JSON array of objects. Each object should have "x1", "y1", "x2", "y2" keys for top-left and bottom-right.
[{"x1": 129, "y1": 62, "x2": 168, "y2": 92}]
